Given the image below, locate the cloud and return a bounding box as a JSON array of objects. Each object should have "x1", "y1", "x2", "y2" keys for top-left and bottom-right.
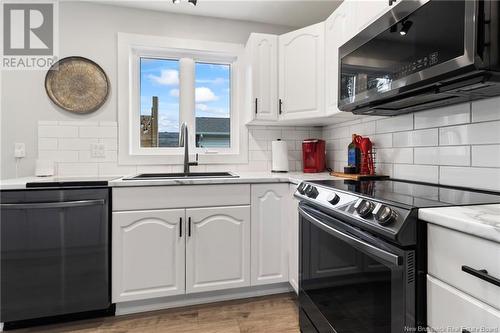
[
  {"x1": 195, "y1": 87, "x2": 218, "y2": 102},
  {"x1": 196, "y1": 103, "x2": 229, "y2": 117},
  {"x1": 169, "y1": 89, "x2": 179, "y2": 97},
  {"x1": 148, "y1": 69, "x2": 179, "y2": 86},
  {"x1": 196, "y1": 77, "x2": 228, "y2": 85},
  {"x1": 158, "y1": 112, "x2": 179, "y2": 133}
]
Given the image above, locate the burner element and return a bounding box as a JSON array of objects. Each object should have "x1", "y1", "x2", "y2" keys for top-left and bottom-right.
[{"x1": 355, "y1": 199, "x2": 375, "y2": 217}]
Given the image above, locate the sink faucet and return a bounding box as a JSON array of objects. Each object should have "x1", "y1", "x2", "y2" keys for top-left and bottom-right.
[{"x1": 179, "y1": 122, "x2": 198, "y2": 174}]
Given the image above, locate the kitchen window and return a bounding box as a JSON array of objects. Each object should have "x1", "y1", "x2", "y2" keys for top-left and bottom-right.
[{"x1": 118, "y1": 33, "x2": 247, "y2": 165}]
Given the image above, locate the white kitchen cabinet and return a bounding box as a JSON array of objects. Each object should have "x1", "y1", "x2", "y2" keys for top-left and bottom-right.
[
  {"x1": 112, "y1": 209, "x2": 185, "y2": 303},
  {"x1": 353, "y1": 0, "x2": 392, "y2": 33},
  {"x1": 250, "y1": 184, "x2": 289, "y2": 286},
  {"x1": 246, "y1": 33, "x2": 279, "y2": 121},
  {"x1": 288, "y1": 184, "x2": 300, "y2": 294},
  {"x1": 186, "y1": 206, "x2": 251, "y2": 293},
  {"x1": 279, "y1": 22, "x2": 325, "y2": 120},
  {"x1": 325, "y1": 6, "x2": 347, "y2": 117},
  {"x1": 427, "y1": 275, "x2": 500, "y2": 331}
]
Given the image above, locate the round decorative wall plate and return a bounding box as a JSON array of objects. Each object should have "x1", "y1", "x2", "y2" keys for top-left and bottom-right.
[{"x1": 45, "y1": 56, "x2": 109, "y2": 114}]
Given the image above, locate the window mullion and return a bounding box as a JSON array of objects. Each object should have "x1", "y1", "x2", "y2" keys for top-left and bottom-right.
[{"x1": 179, "y1": 58, "x2": 196, "y2": 153}]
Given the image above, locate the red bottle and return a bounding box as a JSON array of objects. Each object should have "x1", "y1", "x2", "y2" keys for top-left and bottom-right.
[{"x1": 302, "y1": 139, "x2": 326, "y2": 173}]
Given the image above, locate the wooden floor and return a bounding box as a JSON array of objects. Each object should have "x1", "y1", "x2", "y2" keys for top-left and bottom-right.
[{"x1": 11, "y1": 293, "x2": 299, "y2": 333}]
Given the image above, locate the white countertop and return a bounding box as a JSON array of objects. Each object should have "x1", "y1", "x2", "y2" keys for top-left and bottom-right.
[
  {"x1": 419, "y1": 204, "x2": 500, "y2": 243},
  {"x1": 110, "y1": 171, "x2": 336, "y2": 187},
  {"x1": 0, "y1": 172, "x2": 336, "y2": 190}
]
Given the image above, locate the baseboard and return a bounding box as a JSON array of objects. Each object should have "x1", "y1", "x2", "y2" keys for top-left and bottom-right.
[{"x1": 115, "y1": 282, "x2": 292, "y2": 316}]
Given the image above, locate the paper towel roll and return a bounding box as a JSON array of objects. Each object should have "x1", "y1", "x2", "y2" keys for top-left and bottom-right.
[{"x1": 272, "y1": 140, "x2": 289, "y2": 172}]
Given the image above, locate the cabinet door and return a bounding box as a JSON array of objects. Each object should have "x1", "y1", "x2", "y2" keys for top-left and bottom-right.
[
  {"x1": 186, "y1": 206, "x2": 250, "y2": 293},
  {"x1": 354, "y1": 0, "x2": 392, "y2": 33},
  {"x1": 248, "y1": 33, "x2": 278, "y2": 121},
  {"x1": 112, "y1": 209, "x2": 185, "y2": 303},
  {"x1": 279, "y1": 22, "x2": 325, "y2": 120},
  {"x1": 251, "y1": 184, "x2": 289, "y2": 286},
  {"x1": 325, "y1": 7, "x2": 347, "y2": 117},
  {"x1": 288, "y1": 184, "x2": 299, "y2": 294}
]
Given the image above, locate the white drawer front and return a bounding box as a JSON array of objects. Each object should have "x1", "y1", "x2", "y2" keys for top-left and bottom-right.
[
  {"x1": 113, "y1": 185, "x2": 250, "y2": 211},
  {"x1": 427, "y1": 275, "x2": 500, "y2": 332},
  {"x1": 428, "y1": 224, "x2": 500, "y2": 310}
]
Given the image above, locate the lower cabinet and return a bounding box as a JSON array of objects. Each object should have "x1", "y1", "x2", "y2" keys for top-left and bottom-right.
[
  {"x1": 112, "y1": 183, "x2": 296, "y2": 304},
  {"x1": 288, "y1": 184, "x2": 299, "y2": 294},
  {"x1": 427, "y1": 275, "x2": 500, "y2": 330},
  {"x1": 186, "y1": 206, "x2": 251, "y2": 293},
  {"x1": 251, "y1": 184, "x2": 289, "y2": 286},
  {"x1": 112, "y1": 209, "x2": 185, "y2": 303}
]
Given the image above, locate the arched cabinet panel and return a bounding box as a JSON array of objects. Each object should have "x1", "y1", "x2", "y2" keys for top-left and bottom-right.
[
  {"x1": 250, "y1": 184, "x2": 289, "y2": 286},
  {"x1": 186, "y1": 206, "x2": 250, "y2": 293},
  {"x1": 112, "y1": 209, "x2": 185, "y2": 302}
]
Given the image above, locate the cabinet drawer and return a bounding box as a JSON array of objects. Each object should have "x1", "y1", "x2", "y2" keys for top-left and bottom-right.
[
  {"x1": 113, "y1": 185, "x2": 250, "y2": 211},
  {"x1": 427, "y1": 275, "x2": 500, "y2": 332},
  {"x1": 428, "y1": 224, "x2": 500, "y2": 309}
]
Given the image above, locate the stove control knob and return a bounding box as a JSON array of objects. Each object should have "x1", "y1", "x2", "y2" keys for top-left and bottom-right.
[
  {"x1": 301, "y1": 184, "x2": 310, "y2": 195},
  {"x1": 327, "y1": 193, "x2": 340, "y2": 205},
  {"x1": 297, "y1": 182, "x2": 307, "y2": 194},
  {"x1": 375, "y1": 206, "x2": 396, "y2": 225},
  {"x1": 305, "y1": 186, "x2": 319, "y2": 199},
  {"x1": 356, "y1": 200, "x2": 375, "y2": 217}
]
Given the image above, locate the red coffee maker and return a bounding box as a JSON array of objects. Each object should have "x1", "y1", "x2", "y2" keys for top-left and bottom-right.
[{"x1": 302, "y1": 139, "x2": 326, "y2": 173}]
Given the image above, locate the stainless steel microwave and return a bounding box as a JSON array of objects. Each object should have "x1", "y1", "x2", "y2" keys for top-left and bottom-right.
[{"x1": 338, "y1": 0, "x2": 500, "y2": 115}]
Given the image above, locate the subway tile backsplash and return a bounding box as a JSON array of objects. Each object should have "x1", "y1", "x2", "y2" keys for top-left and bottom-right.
[
  {"x1": 36, "y1": 96, "x2": 500, "y2": 190},
  {"x1": 322, "y1": 97, "x2": 500, "y2": 191},
  {"x1": 37, "y1": 121, "x2": 320, "y2": 177}
]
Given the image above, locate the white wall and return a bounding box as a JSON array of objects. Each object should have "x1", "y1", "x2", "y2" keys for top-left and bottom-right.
[
  {"x1": 1, "y1": 1, "x2": 294, "y2": 179},
  {"x1": 323, "y1": 99, "x2": 500, "y2": 191}
]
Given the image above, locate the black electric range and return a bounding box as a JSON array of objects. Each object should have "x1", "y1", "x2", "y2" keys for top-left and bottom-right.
[{"x1": 295, "y1": 179, "x2": 500, "y2": 333}]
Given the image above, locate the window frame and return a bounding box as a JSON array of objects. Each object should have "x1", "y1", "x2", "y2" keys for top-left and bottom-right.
[{"x1": 118, "y1": 33, "x2": 248, "y2": 165}]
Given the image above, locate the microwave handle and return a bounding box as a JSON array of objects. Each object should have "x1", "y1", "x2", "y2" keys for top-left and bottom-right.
[{"x1": 299, "y1": 206, "x2": 402, "y2": 267}]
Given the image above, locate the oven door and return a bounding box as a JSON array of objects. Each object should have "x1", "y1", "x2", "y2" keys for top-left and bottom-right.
[{"x1": 299, "y1": 204, "x2": 415, "y2": 333}]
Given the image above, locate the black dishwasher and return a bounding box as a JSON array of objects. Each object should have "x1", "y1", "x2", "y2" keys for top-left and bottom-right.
[{"x1": 0, "y1": 187, "x2": 112, "y2": 327}]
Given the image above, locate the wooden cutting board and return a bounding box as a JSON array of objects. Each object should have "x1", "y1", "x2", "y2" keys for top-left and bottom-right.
[{"x1": 330, "y1": 171, "x2": 390, "y2": 181}]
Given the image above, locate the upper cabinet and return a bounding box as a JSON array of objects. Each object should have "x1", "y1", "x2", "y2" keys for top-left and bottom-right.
[
  {"x1": 279, "y1": 22, "x2": 325, "y2": 120},
  {"x1": 325, "y1": 6, "x2": 346, "y2": 116},
  {"x1": 247, "y1": 33, "x2": 279, "y2": 121},
  {"x1": 245, "y1": 0, "x2": 399, "y2": 124},
  {"x1": 353, "y1": 0, "x2": 393, "y2": 33}
]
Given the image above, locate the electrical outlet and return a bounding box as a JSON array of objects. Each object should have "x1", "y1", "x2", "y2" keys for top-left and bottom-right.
[
  {"x1": 91, "y1": 143, "x2": 106, "y2": 158},
  {"x1": 14, "y1": 143, "x2": 26, "y2": 158}
]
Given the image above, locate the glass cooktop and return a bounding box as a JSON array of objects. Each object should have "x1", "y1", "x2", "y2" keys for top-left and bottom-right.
[{"x1": 309, "y1": 179, "x2": 500, "y2": 208}]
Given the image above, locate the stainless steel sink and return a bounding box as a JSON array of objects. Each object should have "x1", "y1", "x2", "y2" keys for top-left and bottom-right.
[{"x1": 125, "y1": 172, "x2": 239, "y2": 180}]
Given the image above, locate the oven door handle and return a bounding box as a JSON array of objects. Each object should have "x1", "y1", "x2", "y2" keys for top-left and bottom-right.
[{"x1": 299, "y1": 206, "x2": 403, "y2": 267}]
